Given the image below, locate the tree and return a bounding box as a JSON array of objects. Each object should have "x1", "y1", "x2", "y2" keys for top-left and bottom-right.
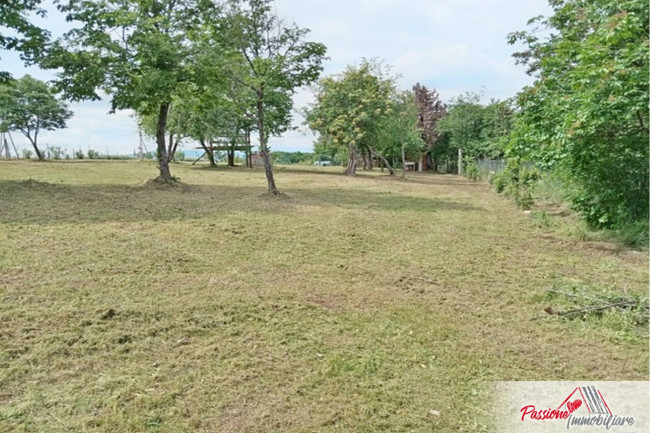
[
  {"x1": 0, "y1": 0, "x2": 49, "y2": 81},
  {"x1": 438, "y1": 95, "x2": 512, "y2": 172},
  {"x1": 224, "y1": 0, "x2": 327, "y2": 193},
  {"x1": 306, "y1": 60, "x2": 396, "y2": 176},
  {"x1": 376, "y1": 90, "x2": 425, "y2": 177},
  {"x1": 480, "y1": 99, "x2": 513, "y2": 159},
  {"x1": 508, "y1": 0, "x2": 649, "y2": 228},
  {"x1": 0, "y1": 75, "x2": 72, "y2": 160},
  {"x1": 44, "y1": 0, "x2": 222, "y2": 183},
  {"x1": 439, "y1": 92, "x2": 486, "y2": 160},
  {"x1": 413, "y1": 83, "x2": 446, "y2": 171}
]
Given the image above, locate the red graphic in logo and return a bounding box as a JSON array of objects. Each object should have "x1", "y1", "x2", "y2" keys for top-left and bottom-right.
[
  {"x1": 567, "y1": 399, "x2": 582, "y2": 413},
  {"x1": 556, "y1": 386, "x2": 612, "y2": 416}
]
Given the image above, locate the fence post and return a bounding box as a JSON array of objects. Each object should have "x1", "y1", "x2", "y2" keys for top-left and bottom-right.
[{"x1": 458, "y1": 148, "x2": 463, "y2": 176}]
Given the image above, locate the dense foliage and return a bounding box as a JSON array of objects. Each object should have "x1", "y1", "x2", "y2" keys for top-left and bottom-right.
[
  {"x1": 0, "y1": 0, "x2": 49, "y2": 81},
  {"x1": 439, "y1": 93, "x2": 513, "y2": 161},
  {"x1": 507, "y1": 0, "x2": 649, "y2": 228},
  {"x1": 306, "y1": 60, "x2": 396, "y2": 175}
]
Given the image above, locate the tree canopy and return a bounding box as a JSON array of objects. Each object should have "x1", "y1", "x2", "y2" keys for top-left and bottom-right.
[
  {"x1": 507, "y1": 0, "x2": 649, "y2": 227},
  {"x1": 0, "y1": 74, "x2": 72, "y2": 160},
  {"x1": 439, "y1": 93, "x2": 512, "y2": 161},
  {"x1": 306, "y1": 60, "x2": 403, "y2": 175},
  {"x1": 0, "y1": 0, "x2": 49, "y2": 82}
]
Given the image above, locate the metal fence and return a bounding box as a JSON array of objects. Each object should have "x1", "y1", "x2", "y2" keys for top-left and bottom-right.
[{"x1": 477, "y1": 159, "x2": 505, "y2": 174}]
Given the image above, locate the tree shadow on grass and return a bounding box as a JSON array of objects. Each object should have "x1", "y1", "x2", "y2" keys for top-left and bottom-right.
[
  {"x1": 0, "y1": 179, "x2": 483, "y2": 225},
  {"x1": 271, "y1": 166, "x2": 485, "y2": 187},
  {"x1": 290, "y1": 187, "x2": 482, "y2": 213},
  {"x1": 190, "y1": 164, "x2": 485, "y2": 187}
]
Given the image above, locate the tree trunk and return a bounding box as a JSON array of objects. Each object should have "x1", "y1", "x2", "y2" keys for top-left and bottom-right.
[
  {"x1": 368, "y1": 145, "x2": 394, "y2": 176},
  {"x1": 345, "y1": 145, "x2": 359, "y2": 175},
  {"x1": 167, "y1": 131, "x2": 174, "y2": 161},
  {"x1": 169, "y1": 133, "x2": 180, "y2": 162},
  {"x1": 245, "y1": 128, "x2": 252, "y2": 168},
  {"x1": 418, "y1": 153, "x2": 426, "y2": 172},
  {"x1": 361, "y1": 147, "x2": 372, "y2": 170},
  {"x1": 257, "y1": 95, "x2": 278, "y2": 194},
  {"x1": 227, "y1": 142, "x2": 235, "y2": 167},
  {"x1": 155, "y1": 102, "x2": 174, "y2": 183},
  {"x1": 199, "y1": 139, "x2": 216, "y2": 167},
  {"x1": 29, "y1": 137, "x2": 44, "y2": 160},
  {"x1": 401, "y1": 143, "x2": 407, "y2": 179}
]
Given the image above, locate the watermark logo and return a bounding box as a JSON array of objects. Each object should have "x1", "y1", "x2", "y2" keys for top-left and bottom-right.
[
  {"x1": 520, "y1": 385, "x2": 635, "y2": 429},
  {"x1": 493, "y1": 381, "x2": 648, "y2": 433}
]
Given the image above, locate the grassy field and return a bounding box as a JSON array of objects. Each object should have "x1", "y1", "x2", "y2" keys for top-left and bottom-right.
[{"x1": 0, "y1": 160, "x2": 647, "y2": 432}]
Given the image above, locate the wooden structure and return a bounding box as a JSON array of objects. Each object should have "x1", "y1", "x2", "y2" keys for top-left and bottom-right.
[{"x1": 192, "y1": 131, "x2": 253, "y2": 167}]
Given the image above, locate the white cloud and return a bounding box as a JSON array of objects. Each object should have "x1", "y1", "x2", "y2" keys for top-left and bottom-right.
[{"x1": 394, "y1": 43, "x2": 471, "y2": 80}]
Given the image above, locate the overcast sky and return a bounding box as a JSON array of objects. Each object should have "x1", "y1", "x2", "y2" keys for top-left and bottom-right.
[{"x1": 1, "y1": 0, "x2": 551, "y2": 155}]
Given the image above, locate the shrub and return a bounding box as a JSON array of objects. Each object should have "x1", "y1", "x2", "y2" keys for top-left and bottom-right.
[
  {"x1": 531, "y1": 210, "x2": 555, "y2": 229},
  {"x1": 74, "y1": 149, "x2": 84, "y2": 159},
  {"x1": 491, "y1": 170, "x2": 507, "y2": 193},
  {"x1": 464, "y1": 161, "x2": 480, "y2": 181},
  {"x1": 491, "y1": 159, "x2": 540, "y2": 210},
  {"x1": 22, "y1": 149, "x2": 33, "y2": 159},
  {"x1": 50, "y1": 147, "x2": 65, "y2": 160},
  {"x1": 611, "y1": 220, "x2": 649, "y2": 250},
  {"x1": 87, "y1": 149, "x2": 100, "y2": 159}
]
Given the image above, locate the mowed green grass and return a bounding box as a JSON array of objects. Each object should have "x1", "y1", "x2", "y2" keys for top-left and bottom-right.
[{"x1": 0, "y1": 160, "x2": 647, "y2": 432}]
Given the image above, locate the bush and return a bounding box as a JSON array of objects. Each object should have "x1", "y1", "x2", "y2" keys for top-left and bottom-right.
[
  {"x1": 74, "y1": 149, "x2": 84, "y2": 159},
  {"x1": 50, "y1": 147, "x2": 65, "y2": 160},
  {"x1": 173, "y1": 151, "x2": 185, "y2": 162},
  {"x1": 491, "y1": 170, "x2": 507, "y2": 193},
  {"x1": 87, "y1": 149, "x2": 100, "y2": 159},
  {"x1": 491, "y1": 159, "x2": 539, "y2": 210},
  {"x1": 611, "y1": 220, "x2": 649, "y2": 250},
  {"x1": 464, "y1": 161, "x2": 480, "y2": 181},
  {"x1": 22, "y1": 149, "x2": 33, "y2": 159}
]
